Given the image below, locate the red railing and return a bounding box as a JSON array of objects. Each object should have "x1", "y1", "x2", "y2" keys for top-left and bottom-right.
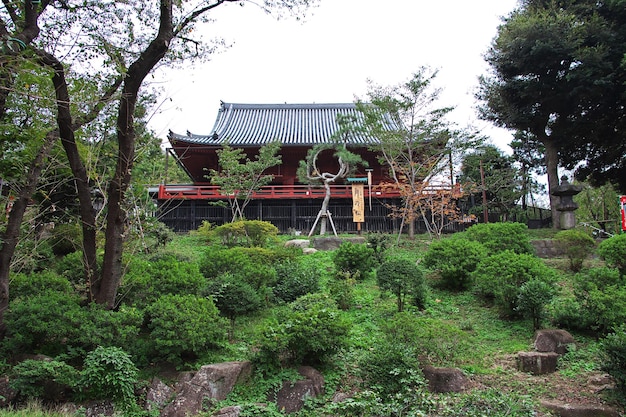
[{"x1": 157, "y1": 184, "x2": 402, "y2": 200}]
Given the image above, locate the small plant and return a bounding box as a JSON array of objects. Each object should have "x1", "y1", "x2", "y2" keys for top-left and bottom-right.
[
  {"x1": 597, "y1": 233, "x2": 626, "y2": 275},
  {"x1": 146, "y1": 294, "x2": 228, "y2": 363},
  {"x1": 554, "y1": 229, "x2": 595, "y2": 272},
  {"x1": 376, "y1": 258, "x2": 427, "y2": 311},
  {"x1": 80, "y1": 346, "x2": 138, "y2": 408},
  {"x1": 516, "y1": 279, "x2": 558, "y2": 330},
  {"x1": 272, "y1": 260, "x2": 320, "y2": 303},
  {"x1": 366, "y1": 232, "x2": 390, "y2": 264},
  {"x1": 328, "y1": 272, "x2": 355, "y2": 310},
  {"x1": 332, "y1": 241, "x2": 375, "y2": 280},
  {"x1": 601, "y1": 324, "x2": 626, "y2": 398},
  {"x1": 463, "y1": 222, "x2": 534, "y2": 255},
  {"x1": 422, "y1": 237, "x2": 487, "y2": 290}
]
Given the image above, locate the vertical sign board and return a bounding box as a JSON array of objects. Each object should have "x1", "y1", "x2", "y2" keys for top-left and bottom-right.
[
  {"x1": 352, "y1": 184, "x2": 365, "y2": 223},
  {"x1": 621, "y1": 195, "x2": 626, "y2": 231}
]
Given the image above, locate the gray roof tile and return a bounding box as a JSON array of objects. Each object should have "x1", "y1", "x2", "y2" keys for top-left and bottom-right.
[{"x1": 168, "y1": 102, "x2": 395, "y2": 146}]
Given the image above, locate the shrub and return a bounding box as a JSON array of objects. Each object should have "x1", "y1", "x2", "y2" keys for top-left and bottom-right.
[
  {"x1": 570, "y1": 267, "x2": 626, "y2": 333},
  {"x1": 199, "y1": 247, "x2": 281, "y2": 290},
  {"x1": 272, "y1": 260, "x2": 320, "y2": 303},
  {"x1": 10, "y1": 271, "x2": 73, "y2": 300},
  {"x1": 463, "y1": 222, "x2": 533, "y2": 255},
  {"x1": 146, "y1": 294, "x2": 227, "y2": 363},
  {"x1": 554, "y1": 229, "x2": 596, "y2": 272},
  {"x1": 4, "y1": 291, "x2": 85, "y2": 356},
  {"x1": 75, "y1": 304, "x2": 143, "y2": 356},
  {"x1": 121, "y1": 254, "x2": 206, "y2": 307},
  {"x1": 422, "y1": 238, "x2": 487, "y2": 290},
  {"x1": 516, "y1": 279, "x2": 557, "y2": 330},
  {"x1": 53, "y1": 251, "x2": 101, "y2": 291},
  {"x1": 47, "y1": 222, "x2": 82, "y2": 257},
  {"x1": 380, "y1": 312, "x2": 469, "y2": 366},
  {"x1": 328, "y1": 273, "x2": 355, "y2": 311},
  {"x1": 213, "y1": 220, "x2": 279, "y2": 247},
  {"x1": 258, "y1": 293, "x2": 350, "y2": 366},
  {"x1": 366, "y1": 232, "x2": 390, "y2": 264},
  {"x1": 205, "y1": 273, "x2": 263, "y2": 332},
  {"x1": 601, "y1": 324, "x2": 626, "y2": 397},
  {"x1": 472, "y1": 250, "x2": 559, "y2": 317},
  {"x1": 597, "y1": 234, "x2": 626, "y2": 275},
  {"x1": 80, "y1": 346, "x2": 138, "y2": 407},
  {"x1": 439, "y1": 388, "x2": 535, "y2": 417},
  {"x1": 376, "y1": 258, "x2": 427, "y2": 311},
  {"x1": 10, "y1": 359, "x2": 79, "y2": 401},
  {"x1": 332, "y1": 241, "x2": 375, "y2": 280}
]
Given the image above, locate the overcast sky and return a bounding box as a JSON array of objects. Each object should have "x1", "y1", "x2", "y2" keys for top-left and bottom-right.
[{"x1": 148, "y1": 0, "x2": 520, "y2": 151}]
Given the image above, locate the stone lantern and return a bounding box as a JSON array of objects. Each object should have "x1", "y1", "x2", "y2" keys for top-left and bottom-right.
[{"x1": 551, "y1": 176, "x2": 583, "y2": 230}]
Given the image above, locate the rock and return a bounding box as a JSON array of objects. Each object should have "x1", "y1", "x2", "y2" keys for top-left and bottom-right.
[
  {"x1": 540, "y1": 399, "x2": 621, "y2": 417},
  {"x1": 517, "y1": 351, "x2": 559, "y2": 375},
  {"x1": 161, "y1": 361, "x2": 252, "y2": 417},
  {"x1": 534, "y1": 329, "x2": 576, "y2": 354},
  {"x1": 83, "y1": 400, "x2": 115, "y2": 417},
  {"x1": 272, "y1": 366, "x2": 324, "y2": 414},
  {"x1": 146, "y1": 378, "x2": 175, "y2": 411},
  {"x1": 212, "y1": 405, "x2": 242, "y2": 417},
  {"x1": 587, "y1": 373, "x2": 616, "y2": 393},
  {"x1": 0, "y1": 376, "x2": 17, "y2": 407},
  {"x1": 311, "y1": 237, "x2": 366, "y2": 250},
  {"x1": 422, "y1": 366, "x2": 468, "y2": 393},
  {"x1": 302, "y1": 247, "x2": 318, "y2": 255},
  {"x1": 285, "y1": 239, "x2": 310, "y2": 249}
]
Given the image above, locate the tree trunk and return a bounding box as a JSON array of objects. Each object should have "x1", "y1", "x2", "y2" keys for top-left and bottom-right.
[
  {"x1": 319, "y1": 181, "x2": 331, "y2": 235},
  {"x1": 542, "y1": 138, "x2": 561, "y2": 229},
  {"x1": 95, "y1": 0, "x2": 175, "y2": 308},
  {"x1": 0, "y1": 131, "x2": 57, "y2": 337}
]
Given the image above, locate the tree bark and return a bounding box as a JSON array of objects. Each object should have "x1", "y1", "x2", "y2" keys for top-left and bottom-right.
[
  {"x1": 96, "y1": 0, "x2": 175, "y2": 308},
  {"x1": 0, "y1": 131, "x2": 57, "y2": 337}
]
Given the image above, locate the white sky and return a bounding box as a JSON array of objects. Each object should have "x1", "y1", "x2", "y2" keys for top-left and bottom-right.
[{"x1": 148, "y1": 0, "x2": 520, "y2": 152}]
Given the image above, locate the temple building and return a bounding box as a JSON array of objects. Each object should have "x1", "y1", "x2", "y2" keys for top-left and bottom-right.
[{"x1": 157, "y1": 102, "x2": 403, "y2": 233}]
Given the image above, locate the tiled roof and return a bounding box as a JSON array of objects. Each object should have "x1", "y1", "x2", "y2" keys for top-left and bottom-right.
[{"x1": 168, "y1": 102, "x2": 396, "y2": 146}]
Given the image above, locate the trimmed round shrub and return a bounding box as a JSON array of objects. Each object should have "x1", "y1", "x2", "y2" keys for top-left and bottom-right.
[
  {"x1": 597, "y1": 234, "x2": 626, "y2": 275},
  {"x1": 463, "y1": 222, "x2": 533, "y2": 255},
  {"x1": 10, "y1": 359, "x2": 79, "y2": 401},
  {"x1": 205, "y1": 272, "x2": 263, "y2": 321},
  {"x1": 272, "y1": 260, "x2": 320, "y2": 303},
  {"x1": 376, "y1": 258, "x2": 427, "y2": 311},
  {"x1": 554, "y1": 229, "x2": 596, "y2": 272},
  {"x1": 422, "y1": 238, "x2": 487, "y2": 290},
  {"x1": 258, "y1": 293, "x2": 350, "y2": 366},
  {"x1": 213, "y1": 220, "x2": 279, "y2": 247},
  {"x1": 516, "y1": 279, "x2": 557, "y2": 330},
  {"x1": 81, "y1": 346, "x2": 138, "y2": 407},
  {"x1": 472, "y1": 250, "x2": 559, "y2": 317},
  {"x1": 10, "y1": 271, "x2": 73, "y2": 300},
  {"x1": 333, "y1": 241, "x2": 376, "y2": 280},
  {"x1": 146, "y1": 294, "x2": 227, "y2": 363}
]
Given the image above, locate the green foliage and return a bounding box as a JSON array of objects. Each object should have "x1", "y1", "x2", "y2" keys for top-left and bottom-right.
[
  {"x1": 271, "y1": 260, "x2": 320, "y2": 303},
  {"x1": 366, "y1": 232, "x2": 390, "y2": 264},
  {"x1": 328, "y1": 273, "x2": 355, "y2": 311},
  {"x1": 439, "y1": 388, "x2": 535, "y2": 417},
  {"x1": 193, "y1": 220, "x2": 214, "y2": 242},
  {"x1": 381, "y1": 312, "x2": 469, "y2": 366},
  {"x1": 213, "y1": 220, "x2": 279, "y2": 247},
  {"x1": 80, "y1": 346, "x2": 138, "y2": 407},
  {"x1": 205, "y1": 273, "x2": 263, "y2": 321},
  {"x1": 257, "y1": 293, "x2": 350, "y2": 367},
  {"x1": 472, "y1": 250, "x2": 559, "y2": 317},
  {"x1": 121, "y1": 254, "x2": 206, "y2": 308},
  {"x1": 146, "y1": 294, "x2": 227, "y2": 363},
  {"x1": 332, "y1": 242, "x2": 375, "y2": 280},
  {"x1": 141, "y1": 218, "x2": 175, "y2": 252},
  {"x1": 10, "y1": 359, "x2": 79, "y2": 401},
  {"x1": 422, "y1": 237, "x2": 487, "y2": 290},
  {"x1": 463, "y1": 222, "x2": 533, "y2": 255},
  {"x1": 47, "y1": 222, "x2": 82, "y2": 257},
  {"x1": 601, "y1": 324, "x2": 626, "y2": 397},
  {"x1": 560, "y1": 267, "x2": 626, "y2": 334},
  {"x1": 516, "y1": 279, "x2": 557, "y2": 330},
  {"x1": 9, "y1": 271, "x2": 73, "y2": 300},
  {"x1": 554, "y1": 229, "x2": 596, "y2": 272},
  {"x1": 597, "y1": 234, "x2": 626, "y2": 275},
  {"x1": 376, "y1": 258, "x2": 427, "y2": 311}
]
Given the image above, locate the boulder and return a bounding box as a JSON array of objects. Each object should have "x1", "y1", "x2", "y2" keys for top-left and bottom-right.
[
  {"x1": 517, "y1": 351, "x2": 559, "y2": 375},
  {"x1": 212, "y1": 405, "x2": 242, "y2": 417},
  {"x1": 161, "y1": 361, "x2": 252, "y2": 417},
  {"x1": 534, "y1": 329, "x2": 576, "y2": 354},
  {"x1": 146, "y1": 378, "x2": 175, "y2": 411},
  {"x1": 311, "y1": 237, "x2": 366, "y2": 251},
  {"x1": 272, "y1": 366, "x2": 324, "y2": 414},
  {"x1": 0, "y1": 376, "x2": 17, "y2": 407},
  {"x1": 302, "y1": 247, "x2": 318, "y2": 255},
  {"x1": 540, "y1": 399, "x2": 621, "y2": 417},
  {"x1": 284, "y1": 239, "x2": 310, "y2": 249},
  {"x1": 422, "y1": 366, "x2": 468, "y2": 393}
]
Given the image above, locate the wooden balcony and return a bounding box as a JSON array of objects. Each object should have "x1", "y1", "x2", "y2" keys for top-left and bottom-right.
[{"x1": 157, "y1": 184, "x2": 402, "y2": 200}]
